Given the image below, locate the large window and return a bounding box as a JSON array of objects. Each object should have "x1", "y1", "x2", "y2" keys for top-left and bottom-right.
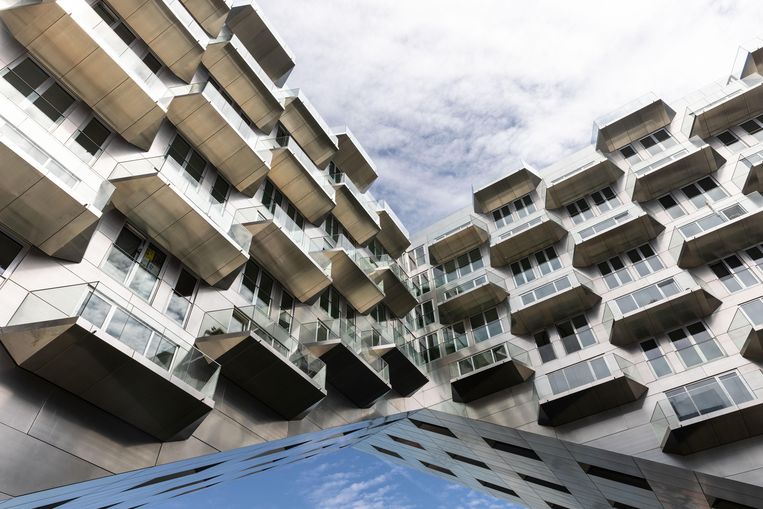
[
  {"x1": 556, "y1": 314, "x2": 596, "y2": 354},
  {"x1": 443, "y1": 323, "x2": 469, "y2": 354},
  {"x1": 261, "y1": 180, "x2": 304, "y2": 229},
  {"x1": 510, "y1": 247, "x2": 562, "y2": 287},
  {"x1": 319, "y1": 286, "x2": 340, "y2": 319},
  {"x1": 668, "y1": 322, "x2": 723, "y2": 368},
  {"x1": 469, "y1": 308, "x2": 502, "y2": 342},
  {"x1": 2, "y1": 57, "x2": 75, "y2": 123},
  {"x1": 614, "y1": 278, "x2": 680, "y2": 315},
  {"x1": 680, "y1": 177, "x2": 727, "y2": 209},
  {"x1": 598, "y1": 255, "x2": 633, "y2": 290},
  {"x1": 638, "y1": 128, "x2": 677, "y2": 156},
  {"x1": 626, "y1": 244, "x2": 664, "y2": 277},
  {"x1": 547, "y1": 356, "x2": 610, "y2": 395},
  {"x1": 534, "y1": 330, "x2": 556, "y2": 363},
  {"x1": 716, "y1": 130, "x2": 747, "y2": 151},
  {"x1": 433, "y1": 248, "x2": 483, "y2": 287},
  {"x1": 678, "y1": 203, "x2": 746, "y2": 238},
  {"x1": 640, "y1": 339, "x2": 672, "y2": 378},
  {"x1": 492, "y1": 194, "x2": 535, "y2": 229},
  {"x1": 413, "y1": 300, "x2": 435, "y2": 330},
  {"x1": 709, "y1": 254, "x2": 758, "y2": 293},
  {"x1": 240, "y1": 260, "x2": 275, "y2": 312},
  {"x1": 102, "y1": 227, "x2": 166, "y2": 300},
  {"x1": 666, "y1": 372, "x2": 753, "y2": 421},
  {"x1": 406, "y1": 245, "x2": 427, "y2": 271},
  {"x1": 70, "y1": 117, "x2": 112, "y2": 160},
  {"x1": 165, "y1": 268, "x2": 198, "y2": 326},
  {"x1": 566, "y1": 186, "x2": 620, "y2": 224},
  {"x1": 0, "y1": 230, "x2": 23, "y2": 276}
]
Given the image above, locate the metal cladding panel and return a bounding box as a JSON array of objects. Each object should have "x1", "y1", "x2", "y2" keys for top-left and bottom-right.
[
  {"x1": 319, "y1": 343, "x2": 390, "y2": 409},
  {"x1": 437, "y1": 282, "x2": 508, "y2": 325},
  {"x1": 451, "y1": 359, "x2": 534, "y2": 403},
  {"x1": 268, "y1": 148, "x2": 335, "y2": 223},
  {"x1": 324, "y1": 250, "x2": 384, "y2": 314},
  {"x1": 376, "y1": 269, "x2": 417, "y2": 318},
  {"x1": 180, "y1": 0, "x2": 230, "y2": 37},
  {"x1": 571, "y1": 211, "x2": 664, "y2": 267},
  {"x1": 428, "y1": 223, "x2": 489, "y2": 265},
  {"x1": 382, "y1": 348, "x2": 428, "y2": 397},
  {"x1": 473, "y1": 168, "x2": 541, "y2": 214},
  {"x1": 489, "y1": 212, "x2": 567, "y2": 267},
  {"x1": 332, "y1": 186, "x2": 380, "y2": 246}
]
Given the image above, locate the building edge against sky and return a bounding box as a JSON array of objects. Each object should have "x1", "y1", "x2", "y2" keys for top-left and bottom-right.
[{"x1": 0, "y1": 0, "x2": 761, "y2": 507}]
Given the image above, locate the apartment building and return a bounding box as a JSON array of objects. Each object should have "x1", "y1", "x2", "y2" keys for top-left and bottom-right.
[{"x1": 0, "y1": 0, "x2": 762, "y2": 507}]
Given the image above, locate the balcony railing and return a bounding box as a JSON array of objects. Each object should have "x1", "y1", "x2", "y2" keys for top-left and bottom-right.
[
  {"x1": 236, "y1": 204, "x2": 312, "y2": 254},
  {"x1": 439, "y1": 270, "x2": 506, "y2": 303},
  {"x1": 328, "y1": 170, "x2": 380, "y2": 225},
  {"x1": 451, "y1": 342, "x2": 530, "y2": 379},
  {"x1": 535, "y1": 354, "x2": 637, "y2": 400},
  {"x1": 265, "y1": 134, "x2": 336, "y2": 199}
]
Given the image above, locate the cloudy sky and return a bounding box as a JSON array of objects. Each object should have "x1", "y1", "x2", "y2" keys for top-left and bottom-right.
[{"x1": 258, "y1": 0, "x2": 763, "y2": 233}]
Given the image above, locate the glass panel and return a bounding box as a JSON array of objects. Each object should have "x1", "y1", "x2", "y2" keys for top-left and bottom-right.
[{"x1": 719, "y1": 373, "x2": 754, "y2": 405}]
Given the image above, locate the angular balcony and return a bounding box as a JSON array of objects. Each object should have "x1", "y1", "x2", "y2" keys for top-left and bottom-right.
[
  {"x1": 450, "y1": 342, "x2": 534, "y2": 403},
  {"x1": 509, "y1": 270, "x2": 600, "y2": 335},
  {"x1": 195, "y1": 305, "x2": 326, "y2": 419},
  {"x1": 728, "y1": 298, "x2": 763, "y2": 361},
  {"x1": 226, "y1": 2, "x2": 295, "y2": 84},
  {"x1": 733, "y1": 41, "x2": 763, "y2": 79},
  {"x1": 375, "y1": 199, "x2": 411, "y2": 258},
  {"x1": 309, "y1": 234, "x2": 385, "y2": 314},
  {"x1": 109, "y1": 156, "x2": 250, "y2": 286},
  {"x1": 650, "y1": 373, "x2": 763, "y2": 455},
  {"x1": 626, "y1": 137, "x2": 721, "y2": 202},
  {"x1": 604, "y1": 272, "x2": 721, "y2": 347},
  {"x1": 262, "y1": 135, "x2": 336, "y2": 223},
  {"x1": 436, "y1": 270, "x2": 508, "y2": 324},
  {"x1": 0, "y1": 96, "x2": 114, "y2": 262},
  {"x1": 544, "y1": 150, "x2": 623, "y2": 209},
  {"x1": 685, "y1": 74, "x2": 763, "y2": 139},
  {"x1": 428, "y1": 215, "x2": 490, "y2": 265},
  {"x1": 300, "y1": 320, "x2": 391, "y2": 408},
  {"x1": 277, "y1": 89, "x2": 338, "y2": 168},
  {"x1": 669, "y1": 193, "x2": 763, "y2": 269},
  {"x1": 734, "y1": 146, "x2": 763, "y2": 194},
  {"x1": 473, "y1": 166, "x2": 541, "y2": 214},
  {"x1": 331, "y1": 127, "x2": 379, "y2": 192},
  {"x1": 0, "y1": 0, "x2": 170, "y2": 149},
  {"x1": 489, "y1": 209, "x2": 567, "y2": 267},
  {"x1": 571, "y1": 204, "x2": 664, "y2": 267},
  {"x1": 360, "y1": 324, "x2": 429, "y2": 397},
  {"x1": 167, "y1": 81, "x2": 271, "y2": 194},
  {"x1": 107, "y1": 0, "x2": 208, "y2": 82},
  {"x1": 180, "y1": 0, "x2": 231, "y2": 37},
  {"x1": 202, "y1": 34, "x2": 283, "y2": 131},
  {"x1": 594, "y1": 94, "x2": 674, "y2": 153},
  {"x1": 237, "y1": 205, "x2": 331, "y2": 302},
  {"x1": 536, "y1": 354, "x2": 647, "y2": 426},
  {"x1": 328, "y1": 171, "x2": 381, "y2": 245},
  {"x1": 364, "y1": 255, "x2": 417, "y2": 318},
  {"x1": 0, "y1": 283, "x2": 219, "y2": 441}
]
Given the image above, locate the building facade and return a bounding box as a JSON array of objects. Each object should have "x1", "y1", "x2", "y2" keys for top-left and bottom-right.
[{"x1": 0, "y1": 0, "x2": 762, "y2": 507}]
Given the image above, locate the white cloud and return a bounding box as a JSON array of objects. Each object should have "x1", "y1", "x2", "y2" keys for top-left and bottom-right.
[{"x1": 258, "y1": 0, "x2": 763, "y2": 232}]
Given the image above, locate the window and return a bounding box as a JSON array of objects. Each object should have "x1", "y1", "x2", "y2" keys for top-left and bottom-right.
[
  {"x1": 598, "y1": 255, "x2": 633, "y2": 290},
  {"x1": 413, "y1": 300, "x2": 435, "y2": 330},
  {"x1": 261, "y1": 180, "x2": 305, "y2": 229},
  {"x1": 372, "y1": 446, "x2": 402, "y2": 459},
  {"x1": 556, "y1": 314, "x2": 596, "y2": 354},
  {"x1": 614, "y1": 278, "x2": 680, "y2": 315},
  {"x1": 469, "y1": 308, "x2": 502, "y2": 342},
  {"x1": 411, "y1": 271, "x2": 430, "y2": 297},
  {"x1": 638, "y1": 128, "x2": 677, "y2": 156},
  {"x1": 433, "y1": 248, "x2": 483, "y2": 286},
  {"x1": 407, "y1": 245, "x2": 427, "y2": 271},
  {"x1": 446, "y1": 452, "x2": 490, "y2": 469},
  {"x1": 166, "y1": 269, "x2": 198, "y2": 326},
  {"x1": 619, "y1": 145, "x2": 641, "y2": 165},
  {"x1": 680, "y1": 177, "x2": 727, "y2": 209},
  {"x1": 741, "y1": 297, "x2": 763, "y2": 326},
  {"x1": 210, "y1": 174, "x2": 230, "y2": 205},
  {"x1": 492, "y1": 194, "x2": 536, "y2": 228},
  {"x1": 419, "y1": 461, "x2": 455, "y2": 476},
  {"x1": 2, "y1": 57, "x2": 76, "y2": 123},
  {"x1": 319, "y1": 287, "x2": 340, "y2": 319},
  {"x1": 71, "y1": 117, "x2": 111, "y2": 159},
  {"x1": 579, "y1": 463, "x2": 652, "y2": 491},
  {"x1": 420, "y1": 333, "x2": 441, "y2": 363},
  {"x1": 410, "y1": 418, "x2": 456, "y2": 437},
  {"x1": 240, "y1": 261, "x2": 274, "y2": 312},
  {"x1": 102, "y1": 227, "x2": 166, "y2": 300},
  {"x1": 566, "y1": 186, "x2": 620, "y2": 224},
  {"x1": 548, "y1": 356, "x2": 610, "y2": 395},
  {"x1": 484, "y1": 438, "x2": 540, "y2": 460},
  {"x1": 167, "y1": 135, "x2": 207, "y2": 183},
  {"x1": 679, "y1": 204, "x2": 747, "y2": 238},
  {"x1": 535, "y1": 247, "x2": 562, "y2": 275},
  {"x1": 625, "y1": 244, "x2": 663, "y2": 277},
  {"x1": 710, "y1": 255, "x2": 758, "y2": 292},
  {"x1": 640, "y1": 339, "x2": 672, "y2": 377},
  {"x1": 510, "y1": 257, "x2": 536, "y2": 286},
  {"x1": 578, "y1": 210, "x2": 631, "y2": 239},
  {"x1": 519, "y1": 474, "x2": 570, "y2": 494},
  {"x1": 388, "y1": 435, "x2": 424, "y2": 449},
  {"x1": 717, "y1": 130, "x2": 747, "y2": 151},
  {"x1": 442, "y1": 323, "x2": 469, "y2": 354},
  {"x1": 278, "y1": 292, "x2": 295, "y2": 331},
  {"x1": 477, "y1": 480, "x2": 517, "y2": 497},
  {"x1": 745, "y1": 244, "x2": 763, "y2": 270},
  {"x1": 0, "y1": 230, "x2": 23, "y2": 275},
  {"x1": 668, "y1": 322, "x2": 723, "y2": 368},
  {"x1": 510, "y1": 247, "x2": 562, "y2": 287},
  {"x1": 666, "y1": 372, "x2": 753, "y2": 421},
  {"x1": 658, "y1": 194, "x2": 685, "y2": 219},
  {"x1": 534, "y1": 330, "x2": 555, "y2": 363}
]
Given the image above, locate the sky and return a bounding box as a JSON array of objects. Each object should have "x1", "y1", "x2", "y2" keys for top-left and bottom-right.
[{"x1": 257, "y1": 0, "x2": 763, "y2": 233}]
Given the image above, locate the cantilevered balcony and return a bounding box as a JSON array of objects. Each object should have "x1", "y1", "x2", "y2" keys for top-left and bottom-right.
[
  {"x1": 202, "y1": 35, "x2": 283, "y2": 131},
  {"x1": 594, "y1": 94, "x2": 674, "y2": 153},
  {"x1": 300, "y1": 320, "x2": 391, "y2": 408},
  {"x1": 685, "y1": 74, "x2": 763, "y2": 138},
  {"x1": 0, "y1": 0, "x2": 170, "y2": 149},
  {"x1": 364, "y1": 255, "x2": 417, "y2": 318},
  {"x1": 604, "y1": 272, "x2": 721, "y2": 347},
  {"x1": 0, "y1": 96, "x2": 113, "y2": 262},
  {"x1": 180, "y1": 0, "x2": 230, "y2": 37},
  {"x1": 310, "y1": 234, "x2": 385, "y2": 314},
  {"x1": 263, "y1": 135, "x2": 336, "y2": 223},
  {"x1": 106, "y1": 0, "x2": 208, "y2": 82},
  {"x1": 735, "y1": 146, "x2": 763, "y2": 194},
  {"x1": 428, "y1": 215, "x2": 490, "y2": 265},
  {"x1": 331, "y1": 127, "x2": 379, "y2": 192},
  {"x1": 0, "y1": 283, "x2": 219, "y2": 441},
  {"x1": 360, "y1": 324, "x2": 429, "y2": 397},
  {"x1": 489, "y1": 210, "x2": 567, "y2": 267},
  {"x1": 626, "y1": 137, "x2": 721, "y2": 202},
  {"x1": 436, "y1": 270, "x2": 508, "y2": 324},
  {"x1": 167, "y1": 81, "x2": 271, "y2": 193},
  {"x1": 238, "y1": 205, "x2": 331, "y2": 302},
  {"x1": 109, "y1": 156, "x2": 250, "y2": 286},
  {"x1": 571, "y1": 204, "x2": 664, "y2": 267},
  {"x1": 669, "y1": 193, "x2": 763, "y2": 268},
  {"x1": 226, "y1": 2, "x2": 295, "y2": 83},
  {"x1": 375, "y1": 200, "x2": 411, "y2": 258},
  {"x1": 733, "y1": 40, "x2": 763, "y2": 79},
  {"x1": 537, "y1": 354, "x2": 647, "y2": 426},
  {"x1": 473, "y1": 166, "x2": 541, "y2": 214},
  {"x1": 450, "y1": 342, "x2": 534, "y2": 403},
  {"x1": 510, "y1": 269, "x2": 601, "y2": 335},
  {"x1": 277, "y1": 89, "x2": 338, "y2": 168},
  {"x1": 728, "y1": 298, "x2": 763, "y2": 360},
  {"x1": 544, "y1": 151, "x2": 623, "y2": 209},
  {"x1": 650, "y1": 373, "x2": 763, "y2": 455},
  {"x1": 195, "y1": 305, "x2": 326, "y2": 419},
  {"x1": 328, "y1": 171, "x2": 381, "y2": 245}
]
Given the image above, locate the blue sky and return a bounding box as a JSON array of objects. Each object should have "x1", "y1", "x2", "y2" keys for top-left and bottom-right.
[{"x1": 148, "y1": 448, "x2": 523, "y2": 509}]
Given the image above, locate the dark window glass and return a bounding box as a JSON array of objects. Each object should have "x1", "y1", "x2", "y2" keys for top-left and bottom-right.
[
  {"x1": 75, "y1": 117, "x2": 111, "y2": 156},
  {"x1": 211, "y1": 175, "x2": 230, "y2": 204},
  {"x1": 4, "y1": 58, "x2": 48, "y2": 97},
  {"x1": 34, "y1": 82, "x2": 75, "y2": 122},
  {"x1": 142, "y1": 52, "x2": 163, "y2": 74},
  {"x1": 0, "y1": 231, "x2": 22, "y2": 272}
]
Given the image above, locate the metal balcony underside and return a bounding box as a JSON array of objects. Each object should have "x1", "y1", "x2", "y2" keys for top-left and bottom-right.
[
  {"x1": 451, "y1": 358, "x2": 534, "y2": 404},
  {"x1": 202, "y1": 39, "x2": 283, "y2": 131},
  {"x1": 473, "y1": 168, "x2": 541, "y2": 214},
  {"x1": 572, "y1": 213, "x2": 664, "y2": 268},
  {"x1": 332, "y1": 130, "x2": 378, "y2": 192},
  {"x1": 195, "y1": 331, "x2": 326, "y2": 420},
  {"x1": 307, "y1": 341, "x2": 390, "y2": 408},
  {"x1": 658, "y1": 401, "x2": 763, "y2": 455},
  {"x1": 630, "y1": 144, "x2": 720, "y2": 202},
  {"x1": 595, "y1": 97, "x2": 673, "y2": 153},
  {"x1": 110, "y1": 170, "x2": 248, "y2": 286},
  {"x1": 538, "y1": 374, "x2": 647, "y2": 427},
  {"x1": 332, "y1": 185, "x2": 380, "y2": 246},
  {"x1": 320, "y1": 250, "x2": 385, "y2": 314},
  {"x1": 511, "y1": 281, "x2": 601, "y2": 336},
  {"x1": 107, "y1": 0, "x2": 205, "y2": 82},
  {"x1": 0, "y1": 317, "x2": 214, "y2": 441},
  {"x1": 741, "y1": 160, "x2": 763, "y2": 194},
  {"x1": 383, "y1": 348, "x2": 428, "y2": 397},
  {"x1": 279, "y1": 95, "x2": 338, "y2": 169},
  {"x1": 180, "y1": 0, "x2": 230, "y2": 37},
  {"x1": 609, "y1": 288, "x2": 721, "y2": 347},
  {"x1": 437, "y1": 282, "x2": 507, "y2": 325},
  {"x1": 0, "y1": 0, "x2": 167, "y2": 150},
  {"x1": 739, "y1": 325, "x2": 763, "y2": 361},
  {"x1": 269, "y1": 148, "x2": 335, "y2": 223},
  {"x1": 244, "y1": 219, "x2": 331, "y2": 303},
  {"x1": 689, "y1": 81, "x2": 763, "y2": 138},
  {"x1": 167, "y1": 90, "x2": 270, "y2": 194},
  {"x1": 372, "y1": 269, "x2": 417, "y2": 318},
  {"x1": 376, "y1": 209, "x2": 411, "y2": 259},
  {"x1": 489, "y1": 214, "x2": 567, "y2": 267},
  {"x1": 545, "y1": 159, "x2": 623, "y2": 209},
  {"x1": 429, "y1": 223, "x2": 490, "y2": 265},
  {"x1": 675, "y1": 208, "x2": 763, "y2": 268}
]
